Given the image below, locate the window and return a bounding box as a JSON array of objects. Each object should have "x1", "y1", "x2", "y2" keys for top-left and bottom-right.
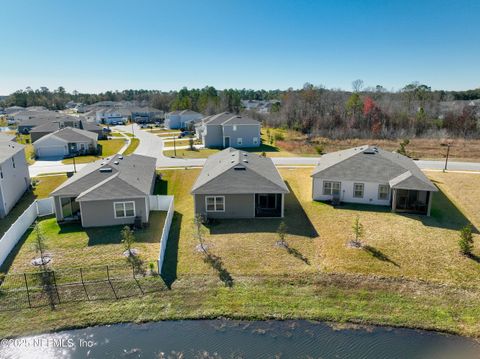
[
  {"x1": 114, "y1": 201, "x2": 136, "y2": 218},
  {"x1": 253, "y1": 137, "x2": 259, "y2": 145},
  {"x1": 233, "y1": 125, "x2": 237, "y2": 131},
  {"x1": 11, "y1": 157, "x2": 15, "y2": 168},
  {"x1": 378, "y1": 184, "x2": 390, "y2": 200},
  {"x1": 323, "y1": 181, "x2": 341, "y2": 195},
  {"x1": 0, "y1": 166, "x2": 2, "y2": 179},
  {"x1": 353, "y1": 183, "x2": 364, "y2": 198},
  {"x1": 237, "y1": 137, "x2": 243, "y2": 145},
  {"x1": 205, "y1": 196, "x2": 225, "y2": 212}
]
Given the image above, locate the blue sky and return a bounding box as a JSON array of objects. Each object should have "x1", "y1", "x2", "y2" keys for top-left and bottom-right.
[{"x1": 1, "y1": 0, "x2": 479, "y2": 94}]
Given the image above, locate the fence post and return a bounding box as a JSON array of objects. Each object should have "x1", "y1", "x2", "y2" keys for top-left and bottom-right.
[
  {"x1": 23, "y1": 273, "x2": 32, "y2": 308},
  {"x1": 80, "y1": 268, "x2": 89, "y2": 300},
  {"x1": 106, "y1": 265, "x2": 118, "y2": 300},
  {"x1": 51, "y1": 270, "x2": 61, "y2": 304}
]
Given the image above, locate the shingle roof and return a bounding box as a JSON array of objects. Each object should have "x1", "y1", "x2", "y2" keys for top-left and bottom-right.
[
  {"x1": 191, "y1": 148, "x2": 289, "y2": 195},
  {"x1": 51, "y1": 154, "x2": 156, "y2": 201},
  {"x1": 45, "y1": 127, "x2": 98, "y2": 143},
  {"x1": 0, "y1": 133, "x2": 16, "y2": 142},
  {"x1": 0, "y1": 142, "x2": 25, "y2": 163},
  {"x1": 201, "y1": 112, "x2": 260, "y2": 126},
  {"x1": 311, "y1": 145, "x2": 437, "y2": 192},
  {"x1": 168, "y1": 110, "x2": 202, "y2": 116}
]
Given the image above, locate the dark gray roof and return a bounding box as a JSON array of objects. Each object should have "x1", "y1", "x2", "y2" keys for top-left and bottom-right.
[
  {"x1": 80, "y1": 120, "x2": 103, "y2": 132},
  {"x1": 167, "y1": 110, "x2": 202, "y2": 116},
  {"x1": 312, "y1": 145, "x2": 437, "y2": 192},
  {"x1": 201, "y1": 112, "x2": 260, "y2": 126},
  {"x1": 0, "y1": 142, "x2": 24, "y2": 163},
  {"x1": 45, "y1": 127, "x2": 98, "y2": 142},
  {"x1": 191, "y1": 148, "x2": 289, "y2": 195},
  {"x1": 51, "y1": 154, "x2": 156, "y2": 201}
]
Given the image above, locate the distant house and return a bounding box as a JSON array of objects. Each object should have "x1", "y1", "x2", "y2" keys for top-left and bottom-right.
[
  {"x1": 29, "y1": 118, "x2": 104, "y2": 142},
  {"x1": 164, "y1": 110, "x2": 203, "y2": 129},
  {"x1": 50, "y1": 154, "x2": 156, "y2": 227},
  {"x1": 195, "y1": 112, "x2": 261, "y2": 149},
  {"x1": 33, "y1": 127, "x2": 98, "y2": 158},
  {"x1": 95, "y1": 109, "x2": 130, "y2": 125},
  {"x1": 0, "y1": 138, "x2": 31, "y2": 218},
  {"x1": 191, "y1": 148, "x2": 289, "y2": 218},
  {"x1": 311, "y1": 145, "x2": 438, "y2": 216},
  {"x1": 131, "y1": 107, "x2": 163, "y2": 123}
]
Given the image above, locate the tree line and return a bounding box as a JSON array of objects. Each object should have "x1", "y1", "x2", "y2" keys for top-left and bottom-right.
[{"x1": 1, "y1": 83, "x2": 479, "y2": 138}]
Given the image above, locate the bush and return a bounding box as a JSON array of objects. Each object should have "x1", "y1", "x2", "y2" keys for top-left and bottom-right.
[
  {"x1": 314, "y1": 144, "x2": 324, "y2": 155},
  {"x1": 274, "y1": 132, "x2": 285, "y2": 141},
  {"x1": 459, "y1": 224, "x2": 474, "y2": 256}
]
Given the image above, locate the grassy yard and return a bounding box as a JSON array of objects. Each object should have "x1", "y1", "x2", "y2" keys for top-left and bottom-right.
[
  {"x1": 62, "y1": 139, "x2": 125, "y2": 164},
  {"x1": 123, "y1": 138, "x2": 140, "y2": 155},
  {"x1": 15, "y1": 134, "x2": 35, "y2": 164},
  {"x1": 2, "y1": 211, "x2": 167, "y2": 275},
  {"x1": 2, "y1": 169, "x2": 480, "y2": 337},
  {"x1": 0, "y1": 175, "x2": 67, "y2": 237}
]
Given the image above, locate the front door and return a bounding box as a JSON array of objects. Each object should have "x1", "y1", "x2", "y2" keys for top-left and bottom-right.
[{"x1": 224, "y1": 136, "x2": 230, "y2": 148}]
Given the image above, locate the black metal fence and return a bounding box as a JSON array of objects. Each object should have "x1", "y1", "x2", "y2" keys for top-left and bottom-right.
[{"x1": 0, "y1": 263, "x2": 167, "y2": 311}]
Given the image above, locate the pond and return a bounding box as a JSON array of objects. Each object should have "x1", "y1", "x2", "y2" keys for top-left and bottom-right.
[{"x1": 0, "y1": 320, "x2": 478, "y2": 359}]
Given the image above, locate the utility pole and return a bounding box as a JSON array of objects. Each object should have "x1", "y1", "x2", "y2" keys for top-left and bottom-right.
[
  {"x1": 131, "y1": 121, "x2": 135, "y2": 138},
  {"x1": 73, "y1": 155, "x2": 77, "y2": 173},
  {"x1": 443, "y1": 143, "x2": 451, "y2": 172}
]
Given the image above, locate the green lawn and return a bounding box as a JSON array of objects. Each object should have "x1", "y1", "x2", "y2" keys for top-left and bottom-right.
[
  {"x1": 62, "y1": 139, "x2": 125, "y2": 164},
  {"x1": 0, "y1": 175, "x2": 67, "y2": 237},
  {"x1": 16, "y1": 134, "x2": 35, "y2": 164},
  {"x1": 122, "y1": 138, "x2": 140, "y2": 155},
  {"x1": 2, "y1": 169, "x2": 480, "y2": 337}
]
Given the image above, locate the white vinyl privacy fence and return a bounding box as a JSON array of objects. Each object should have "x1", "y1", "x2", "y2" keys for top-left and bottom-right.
[
  {"x1": 0, "y1": 197, "x2": 55, "y2": 267},
  {"x1": 149, "y1": 195, "x2": 174, "y2": 273}
]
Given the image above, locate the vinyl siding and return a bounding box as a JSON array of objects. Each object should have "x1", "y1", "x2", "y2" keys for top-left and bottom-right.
[
  {"x1": 194, "y1": 193, "x2": 254, "y2": 218},
  {"x1": 79, "y1": 197, "x2": 148, "y2": 227}
]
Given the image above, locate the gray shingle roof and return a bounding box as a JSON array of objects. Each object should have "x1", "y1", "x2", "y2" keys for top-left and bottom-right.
[
  {"x1": 0, "y1": 133, "x2": 16, "y2": 142},
  {"x1": 0, "y1": 142, "x2": 25, "y2": 163},
  {"x1": 51, "y1": 154, "x2": 156, "y2": 201},
  {"x1": 201, "y1": 112, "x2": 260, "y2": 126},
  {"x1": 168, "y1": 110, "x2": 202, "y2": 116},
  {"x1": 311, "y1": 145, "x2": 437, "y2": 192},
  {"x1": 46, "y1": 127, "x2": 98, "y2": 142},
  {"x1": 191, "y1": 148, "x2": 289, "y2": 194}
]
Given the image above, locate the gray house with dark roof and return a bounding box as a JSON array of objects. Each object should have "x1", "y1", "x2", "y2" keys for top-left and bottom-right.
[
  {"x1": 191, "y1": 148, "x2": 289, "y2": 218},
  {"x1": 50, "y1": 154, "x2": 156, "y2": 227},
  {"x1": 311, "y1": 145, "x2": 438, "y2": 215},
  {"x1": 164, "y1": 110, "x2": 203, "y2": 129},
  {"x1": 33, "y1": 127, "x2": 99, "y2": 158},
  {"x1": 196, "y1": 112, "x2": 261, "y2": 149}
]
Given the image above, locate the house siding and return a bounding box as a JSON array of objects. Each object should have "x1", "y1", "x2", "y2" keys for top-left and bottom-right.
[
  {"x1": 194, "y1": 193, "x2": 254, "y2": 219},
  {"x1": 0, "y1": 149, "x2": 31, "y2": 218},
  {"x1": 79, "y1": 197, "x2": 148, "y2": 227},
  {"x1": 222, "y1": 124, "x2": 261, "y2": 148},
  {"x1": 203, "y1": 124, "x2": 223, "y2": 147},
  {"x1": 312, "y1": 177, "x2": 391, "y2": 206}
]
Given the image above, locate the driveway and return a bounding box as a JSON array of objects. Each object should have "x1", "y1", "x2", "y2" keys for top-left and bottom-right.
[{"x1": 29, "y1": 159, "x2": 88, "y2": 177}]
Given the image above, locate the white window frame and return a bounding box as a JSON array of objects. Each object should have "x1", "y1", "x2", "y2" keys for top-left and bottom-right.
[
  {"x1": 236, "y1": 137, "x2": 243, "y2": 145},
  {"x1": 113, "y1": 201, "x2": 136, "y2": 218},
  {"x1": 378, "y1": 184, "x2": 390, "y2": 200},
  {"x1": 323, "y1": 181, "x2": 341, "y2": 196},
  {"x1": 253, "y1": 137, "x2": 259, "y2": 145},
  {"x1": 205, "y1": 196, "x2": 225, "y2": 212},
  {"x1": 353, "y1": 183, "x2": 364, "y2": 198},
  {"x1": 233, "y1": 125, "x2": 237, "y2": 131}
]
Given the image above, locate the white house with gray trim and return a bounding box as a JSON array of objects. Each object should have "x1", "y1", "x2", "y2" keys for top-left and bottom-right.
[
  {"x1": 33, "y1": 127, "x2": 98, "y2": 158},
  {"x1": 0, "y1": 136, "x2": 31, "y2": 218},
  {"x1": 195, "y1": 112, "x2": 261, "y2": 149},
  {"x1": 311, "y1": 145, "x2": 438, "y2": 216},
  {"x1": 191, "y1": 148, "x2": 289, "y2": 219},
  {"x1": 164, "y1": 110, "x2": 203, "y2": 129},
  {"x1": 50, "y1": 154, "x2": 156, "y2": 227}
]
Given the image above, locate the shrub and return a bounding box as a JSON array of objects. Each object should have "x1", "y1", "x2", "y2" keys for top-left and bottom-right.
[
  {"x1": 314, "y1": 144, "x2": 324, "y2": 155},
  {"x1": 459, "y1": 224, "x2": 474, "y2": 256},
  {"x1": 274, "y1": 132, "x2": 285, "y2": 141}
]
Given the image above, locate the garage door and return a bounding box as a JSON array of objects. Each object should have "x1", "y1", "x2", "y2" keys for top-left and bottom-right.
[{"x1": 37, "y1": 146, "x2": 65, "y2": 158}]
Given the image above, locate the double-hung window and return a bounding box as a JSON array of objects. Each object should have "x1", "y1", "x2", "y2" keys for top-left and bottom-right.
[
  {"x1": 253, "y1": 137, "x2": 259, "y2": 145},
  {"x1": 378, "y1": 184, "x2": 390, "y2": 200},
  {"x1": 206, "y1": 196, "x2": 225, "y2": 212},
  {"x1": 323, "y1": 181, "x2": 341, "y2": 196},
  {"x1": 353, "y1": 183, "x2": 364, "y2": 198},
  {"x1": 114, "y1": 201, "x2": 135, "y2": 218},
  {"x1": 237, "y1": 137, "x2": 243, "y2": 145}
]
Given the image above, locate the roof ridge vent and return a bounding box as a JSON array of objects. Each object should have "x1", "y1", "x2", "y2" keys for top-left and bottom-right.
[{"x1": 99, "y1": 167, "x2": 113, "y2": 173}]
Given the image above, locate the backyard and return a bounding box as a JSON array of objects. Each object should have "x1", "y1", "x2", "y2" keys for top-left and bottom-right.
[{"x1": 62, "y1": 139, "x2": 125, "y2": 164}]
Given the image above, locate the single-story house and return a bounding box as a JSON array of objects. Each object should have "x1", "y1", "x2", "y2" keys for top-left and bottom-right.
[
  {"x1": 29, "y1": 118, "x2": 105, "y2": 142},
  {"x1": 95, "y1": 109, "x2": 130, "y2": 125},
  {"x1": 195, "y1": 112, "x2": 261, "y2": 149},
  {"x1": 50, "y1": 154, "x2": 156, "y2": 227},
  {"x1": 164, "y1": 110, "x2": 203, "y2": 129},
  {"x1": 0, "y1": 138, "x2": 31, "y2": 218},
  {"x1": 33, "y1": 127, "x2": 98, "y2": 158},
  {"x1": 311, "y1": 145, "x2": 438, "y2": 215},
  {"x1": 191, "y1": 148, "x2": 289, "y2": 218}
]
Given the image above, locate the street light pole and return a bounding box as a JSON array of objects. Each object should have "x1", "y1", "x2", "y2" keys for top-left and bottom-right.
[
  {"x1": 443, "y1": 144, "x2": 451, "y2": 172},
  {"x1": 73, "y1": 154, "x2": 77, "y2": 173},
  {"x1": 131, "y1": 122, "x2": 135, "y2": 138},
  {"x1": 173, "y1": 134, "x2": 176, "y2": 157}
]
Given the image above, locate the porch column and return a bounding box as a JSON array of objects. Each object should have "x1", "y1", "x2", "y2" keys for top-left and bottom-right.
[
  {"x1": 391, "y1": 189, "x2": 397, "y2": 213},
  {"x1": 427, "y1": 191, "x2": 432, "y2": 216},
  {"x1": 281, "y1": 193, "x2": 284, "y2": 218}
]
